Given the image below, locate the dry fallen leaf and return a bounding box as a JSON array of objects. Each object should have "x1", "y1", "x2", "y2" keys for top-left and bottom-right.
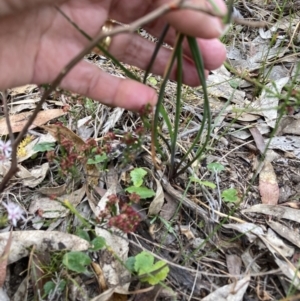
[
  {"x1": 274, "y1": 257, "x2": 300, "y2": 288},
  {"x1": 228, "y1": 112, "x2": 260, "y2": 122},
  {"x1": 267, "y1": 220, "x2": 300, "y2": 249},
  {"x1": 21, "y1": 163, "x2": 49, "y2": 188},
  {"x1": 266, "y1": 135, "x2": 300, "y2": 159},
  {"x1": 9, "y1": 84, "x2": 37, "y2": 96},
  {"x1": 38, "y1": 184, "x2": 67, "y2": 197},
  {"x1": 223, "y1": 223, "x2": 264, "y2": 243},
  {"x1": 249, "y1": 126, "x2": 266, "y2": 154},
  {"x1": 259, "y1": 161, "x2": 279, "y2": 205},
  {"x1": 146, "y1": 168, "x2": 164, "y2": 216},
  {"x1": 0, "y1": 109, "x2": 66, "y2": 135},
  {"x1": 263, "y1": 228, "x2": 294, "y2": 258},
  {"x1": 95, "y1": 227, "x2": 130, "y2": 295},
  {"x1": 251, "y1": 77, "x2": 289, "y2": 128},
  {"x1": 242, "y1": 204, "x2": 300, "y2": 223},
  {"x1": 42, "y1": 124, "x2": 85, "y2": 146},
  {"x1": 10, "y1": 99, "x2": 38, "y2": 114},
  {"x1": 202, "y1": 275, "x2": 250, "y2": 301},
  {"x1": 276, "y1": 115, "x2": 300, "y2": 136},
  {"x1": 29, "y1": 186, "x2": 85, "y2": 218},
  {"x1": 160, "y1": 191, "x2": 178, "y2": 221},
  {"x1": 180, "y1": 225, "x2": 195, "y2": 240},
  {"x1": 226, "y1": 254, "x2": 242, "y2": 278},
  {"x1": 241, "y1": 249, "x2": 261, "y2": 273},
  {"x1": 0, "y1": 162, "x2": 49, "y2": 188},
  {"x1": 0, "y1": 231, "x2": 90, "y2": 264}
]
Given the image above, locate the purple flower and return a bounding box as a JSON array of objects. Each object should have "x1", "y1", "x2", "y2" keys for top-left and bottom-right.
[
  {"x1": 0, "y1": 140, "x2": 12, "y2": 159},
  {"x1": 2, "y1": 202, "x2": 26, "y2": 227}
]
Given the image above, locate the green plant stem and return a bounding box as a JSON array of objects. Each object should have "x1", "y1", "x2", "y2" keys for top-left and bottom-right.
[
  {"x1": 169, "y1": 38, "x2": 183, "y2": 177},
  {"x1": 143, "y1": 24, "x2": 170, "y2": 84},
  {"x1": 173, "y1": 37, "x2": 211, "y2": 178},
  {"x1": 151, "y1": 33, "x2": 185, "y2": 162}
]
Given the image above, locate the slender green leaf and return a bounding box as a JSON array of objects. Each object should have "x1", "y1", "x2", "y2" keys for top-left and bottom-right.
[
  {"x1": 159, "y1": 105, "x2": 173, "y2": 138},
  {"x1": 170, "y1": 34, "x2": 184, "y2": 177},
  {"x1": 143, "y1": 24, "x2": 170, "y2": 83},
  {"x1": 152, "y1": 34, "x2": 184, "y2": 165},
  {"x1": 174, "y1": 37, "x2": 211, "y2": 177},
  {"x1": 190, "y1": 176, "x2": 216, "y2": 189}
]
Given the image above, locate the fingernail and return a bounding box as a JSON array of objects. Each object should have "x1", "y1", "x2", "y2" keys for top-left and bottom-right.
[{"x1": 212, "y1": 17, "x2": 225, "y2": 36}]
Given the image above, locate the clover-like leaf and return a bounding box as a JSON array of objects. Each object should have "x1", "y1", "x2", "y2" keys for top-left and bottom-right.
[
  {"x1": 207, "y1": 162, "x2": 225, "y2": 173},
  {"x1": 141, "y1": 260, "x2": 169, "y2": 285},
  {"x1": 222, "y1": 188, "x2": 239, "y2": 203},
  {"x1": 134, "y1": 251, "x2": 154, "y2": 275},
  {"x1": 62, "y1": 251, "x2": 91, "y2": 273},
  {"x1": 130, "y1": 168, "x2": 148, "y2": 187}
]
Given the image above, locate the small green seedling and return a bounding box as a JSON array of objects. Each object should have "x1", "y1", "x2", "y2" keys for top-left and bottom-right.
[
  {"x1": 207, "y1": 162, "x2": 225, "y2": 173},
  {"x1": 125, "y1": 168, "x2": 155, "y2": 199},
  {"x1": 90, "y1": 236, "x2": 106, "y2": 251},
  {"x1": 75, "y1": 229, "x2": 106, "y2": 251},
  {"x1": 87, "y1": 153, "x2": 107, "y2": 164},
  {"x1": 222, "y1": 188, "x2": 239, "y2": 203},
  {"x1": 62, "y1": 251, "x2": 91, "y2": 273},
  {"x1": 126, "y1": 251, "x2": 169, "y2": 285},
  {"x1": 43, "y1": 280, "x2": 66, "y2": 298},
  {"x1": 190, "y1": 176, "x2": 216, "y2": 189}
]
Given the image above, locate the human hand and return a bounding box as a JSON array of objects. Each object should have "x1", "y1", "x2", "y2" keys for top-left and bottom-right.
[{"x1": 0, "y1": 0, "x2": 227, "y2": 111}]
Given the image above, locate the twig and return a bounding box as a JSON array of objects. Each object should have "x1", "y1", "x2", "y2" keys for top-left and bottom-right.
[
  {"x1": 1, "y1": 90, "x2": 14, "y2": 144},
  {"x1": 241, "y1": 0, "x2": 254, "y2": 16}
]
